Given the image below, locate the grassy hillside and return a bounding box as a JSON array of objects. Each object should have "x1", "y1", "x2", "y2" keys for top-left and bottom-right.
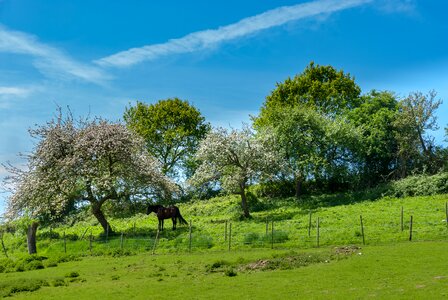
[{"x1": 1, "y1": 193, "x2": 448, "y2": 259}]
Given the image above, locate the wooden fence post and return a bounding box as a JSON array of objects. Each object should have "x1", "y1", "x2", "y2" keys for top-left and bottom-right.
[
  {"x1": 401, "y1": 206, "x2": 404, "y2": 232},
  {"x1": 316, "y1": 217, "x2": 320, "y2": 248},
  {"x1": 228, "y1": 222, "x2": 232, "y2": 251},
  {"x1": 120, "y1": 232, "x2": 124, "y2": 249},
  {"x1": 63, "y1": 231, "x2": 67, "y2": 253},
  {"x1": 225, "y1": 220, "x2": 227, "y2": 242},
  {"x1": 360, "y1": 215, "x2": 365, "y2": 245},
  {"x1": 266, "y1": 218, "x2": 269, "y2": 236},
  {"x1": 0, "y1": 232, "x2": 8, "y2": 258},
  {"x1": 409, "y1": 216, "x2": 413, "y2": 241},
  {"x1": 106, "y1": 224, "x2": 109, "y2": 243},
  {"x1": 89, "y1": 232, "x2": 92, "y2": 255},
  {"x1": 189, "y1": 220, "x2": 192, "y2": 252},
  {"x1": 445, "y1": 202, "x2": 448, "y2": 227},
  {"x1": 271, "y1": 220, "x2": 274, "y2": 249},
  {"x1": 308, "y1": 211, "x2": 312, "y2": 237}
]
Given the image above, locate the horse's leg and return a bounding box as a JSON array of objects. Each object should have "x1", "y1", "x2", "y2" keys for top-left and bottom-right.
[{"x1": 172, "y1": 217, "x2": 176, "y2": 230}]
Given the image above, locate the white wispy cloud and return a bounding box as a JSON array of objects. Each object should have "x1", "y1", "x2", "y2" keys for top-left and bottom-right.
[
  {"x1": 96, "y1": 0, "x2": 373, "y2": 68},
  {"x1": 0, "y1": 86, "x2": 31, "y2": 97},
  {"x1": 376, "y1": 0, "x2": 416, "y2": 14},
  {"x1": 0, "y1": 25, "x2": 110, "y2": 84}
]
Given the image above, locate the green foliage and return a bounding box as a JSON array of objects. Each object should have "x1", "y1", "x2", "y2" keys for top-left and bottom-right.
[
  {"x1": 256, "y1": 62, "x2": 361, "y2": 124},
  {"x1": 250, "y1": 181, "x2": 295, "y2": 198},
  {"x1": 387, "y1": 173, "x2": 448, "y2": 197},
  {"x1": 51, "y1": 277, "x2": 67, "y2": 287},
  {"x1": 65, "y1": 271, "x2": 79, "y2": 278},
  {"x1": 124, "y1": 98, "x2": 210, "y2": 177},
  {"x1": 0, "y1": 278, "x2": 48, "y2": 297},
  {"x1": 348, "y1": 90, "x2": 399, "y2": 185}
]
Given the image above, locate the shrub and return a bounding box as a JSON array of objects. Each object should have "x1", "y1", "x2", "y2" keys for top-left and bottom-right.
[
  {"x1": 224, "y1": 267, "x2": 237, "y2": 277},
  {"x1": 24, "y1": 260, "x2": 44, "y2": 271},
  {"x1": 387, "y1": 173, "x2": 448, "y2": 198},
  {"x1": 0, "y1": 278, "x2": 48, "y2": 297},
  {"x1": 65, "y1": 271, "x2": 80, "y2": 278},
  {"x1": 51, "y1": 277, "x2": 67, "y2": 287},
  {"x1": 262, "y1": 231, "x2": 289, "y2": 244},
  {"x1": 0, "y1": 258, "x2": 14, "y2": 273},
  {"x1": 243, "y1": 232, "x2": 260, "y2": 245},
  {"x1": 192, "y1": 234, "x2": 214, "y2": 249}
]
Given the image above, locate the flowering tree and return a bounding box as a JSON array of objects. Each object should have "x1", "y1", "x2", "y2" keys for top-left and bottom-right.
[
  {"x1": 190, "y1": 126, "x2": 283, "y2": 218},
  {"x1": 4, "y1": 111, "x2": 175, "y2": 246}
]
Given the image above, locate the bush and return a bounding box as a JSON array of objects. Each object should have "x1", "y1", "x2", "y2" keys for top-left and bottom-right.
[
  {"x1": 38, "y1": 230, "x2": 60, "y2": 240},
  {"x1": 387, "y1": 173, "x2": 448, "y2": 198},
  {"x1": 243, "y1": 232, "x2": 260, "y2": 245},
  {"x1": 65, "y1": 271, "x2": 80, "y2": 278},
  {"x1": 0, "y1": 278, "x2": 48, "y2": 297},
  {"x1": 262, "y1": 231, "x2": 289, "y2": 244},
  {"x1": 51, "y1": 278, "x2": 67, "y2": 287},
  {"x1": 192, "y1": 234, "x2": 214, "y2": 249},
  {"x1": 250, "y1": 181, "x2": 295, "y2": 198},
  {"x1": 0, "y1": 258, "x2": 14, "y2": 273}
]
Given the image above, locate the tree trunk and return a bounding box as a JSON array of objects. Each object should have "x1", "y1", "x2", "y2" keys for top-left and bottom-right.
[
  {"x1": 239, "y1": 183, "x2": 250, "y2": 218},
  {"x1": 91, "y1": 203, "x2": 114, "y2": 234},
  {"x1": 27, "y1": 222, "x2": 39, "y2": 255}
]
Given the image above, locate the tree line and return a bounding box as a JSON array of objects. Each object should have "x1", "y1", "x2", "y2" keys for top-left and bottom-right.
[{"x1": 2, "y1": 62, "x2": 446, "y2": 253}]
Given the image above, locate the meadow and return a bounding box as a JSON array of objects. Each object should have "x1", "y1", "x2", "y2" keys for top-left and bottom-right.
[{"x1": 1, "y1": 193, "x2": 448, "y2": 298}]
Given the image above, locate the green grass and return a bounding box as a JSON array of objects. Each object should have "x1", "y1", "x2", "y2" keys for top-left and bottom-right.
[
  {"x1": 1, "y1": 193, "x2": 448, "y2": 298},
  {"x1": 1, "y1": 194, "x2": 448, "y2": 259},
  {"x1": 0, "y1": 241, "x2": 447, "y2": 299}
]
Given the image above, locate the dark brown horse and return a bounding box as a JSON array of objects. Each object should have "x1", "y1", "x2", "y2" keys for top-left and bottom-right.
[{"x1": 146, "y1": 204, "x2": 188, "y2": 231}]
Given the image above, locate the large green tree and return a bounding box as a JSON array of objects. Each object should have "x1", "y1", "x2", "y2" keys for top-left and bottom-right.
[
  {"x1": 255, "y1": 62, "x2": 361, "y2": 128},
  {"x1": 348, "y1": 90, "x2": 399, "y2": 185},
  {"x1": 263, "y1": 105, "x2": 361, "y2": 197},
  {"x1": 394, "y1": 90, "x2": 442, "y2": 176},
  {"x1": 124, "y1": 98, "x2": 210, "y2": 179},
  {"x1": 254, "y1": 62, "x2": 362, "y2": 195}
]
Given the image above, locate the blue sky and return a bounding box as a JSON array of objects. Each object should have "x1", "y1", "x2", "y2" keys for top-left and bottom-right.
[{"x1": 0, "y1": 0, "x2": 447, "y2": 214}]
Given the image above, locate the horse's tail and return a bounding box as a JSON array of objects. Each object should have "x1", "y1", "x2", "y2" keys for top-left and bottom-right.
[{"x1": 175, "y1": 207, "x2": 188, "y2": 226}]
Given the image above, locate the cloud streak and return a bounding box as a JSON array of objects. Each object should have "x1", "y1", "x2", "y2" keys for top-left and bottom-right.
[
  {"x1": 0, "y1": 25, "x2": 110, "y2": 84},
  {"x1": 96, "y1": 0, "x2": 373, "y2": 68},
  {"x1": 0, "y1": 86, "x2": 31, "y2": 97}
]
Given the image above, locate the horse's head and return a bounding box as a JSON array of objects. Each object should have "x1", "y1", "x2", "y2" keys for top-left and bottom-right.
[{"x1": 146, "y1": 204, "x2": 160, "y2": 215}]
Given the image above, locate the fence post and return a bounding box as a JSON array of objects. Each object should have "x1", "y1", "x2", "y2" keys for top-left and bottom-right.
[
  {"x1": 228, "y1": 222, "x2": 232, "y2": 251},
  {"x1": 266, "y1": 218, "x2": 269, "y2": 236},
  {"x1": 189, "y1": 220, "x2": 192, "y2": 252},
  {"x1": 120, "y1": 232, "x2": 124, "y2": 250},
  {"x1": 316, "y1": 217, "x2": 320, "y2": 248},
  {"x1": 271, "y1": 220, "x2": 274, "y2": 249},
  {"x1": 225, "y1": 220, "x2": 227, "y2": 242},
  {"x1": 89, "y1": 232, "x2": 92, "y2": 255},
  {"x1": 445, "y1": 202, "x2": 448, "y2": 227},
  {"x1": 63, "y1": 231, "x2": 67, "y2": 253},
  {"x1": 152, "y1": 230, "x2": 159, "y2": 255},
  {"x1": 360, "y1": 215, "x2": 365, "y2": 245},
  {"x1": 308, "y1": 211, "x2": 312, "y2": 237},
  {"x1": 106, "y1": 224, "x2": 109, "y2": 243},
  {"x1": 133, "y1": 222, "x2": 136, "y2": 236},
  {"x1": 0, "y1": 232, "x2": 8, "y2": 258},
  {"x1": 401, "y1": 206, "x2": 404, "y2": 232},
  {"x1": 409, "y1": 216, "x2": 413, "y2": 241}
]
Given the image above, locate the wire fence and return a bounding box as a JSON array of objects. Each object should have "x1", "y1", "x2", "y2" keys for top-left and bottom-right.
[{"x1": 1, "y1": 204, "x2": 448, "y2": 258}]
